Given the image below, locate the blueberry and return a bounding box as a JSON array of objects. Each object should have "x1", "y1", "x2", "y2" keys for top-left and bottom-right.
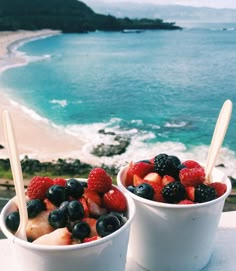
[
  {"x1": 78, "y1": 180, "x2": 88, "y2": 188},
  {"x1": 46, "y1": 185, "x2": 67, "y2": 206},
  {"x1": 109, "y1": 212, "x2": 127, "y2": 226},
  {"x1": 96, "y1": 214, "x2": 121, "y2": 237},
  {"x1": 6, "y1": 211, "x2": 20, "y2": 232},
  {"x1": 134, "y1": 183, "x2": 154, "y2": 200},
  {"x1": 66, "y1": 179, "x2": 84, "y2": 198},
  {"x1": 27, "y1": 199, "x2": 45, "y2": 218},
  {"x1": 59, "y1": 201, "x2": 69, "y2": 212},
  {"x1": 72, "y1": 221, "x2": 91, "y2": 240},
  {"x1": 67, "y1": 200, "x2": 84, "y2": 221},
  {"x1": 48, "y1": 209, "x2": 68, "y2": 229},
  {"x1": 127, "y1": 185, "x2": 136, "y2": 193}
]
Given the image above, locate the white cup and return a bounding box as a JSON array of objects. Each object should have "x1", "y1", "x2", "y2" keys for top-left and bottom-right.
[
  {"x1": 117, "y1": 165, "x2": 232, "y2": 271},
  {"x1": 0, "y1": 185, "x2": 135, "y2": 271}
]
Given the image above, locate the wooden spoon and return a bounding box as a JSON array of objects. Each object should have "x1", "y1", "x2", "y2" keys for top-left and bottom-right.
[
  {"x1": 3, "y1": 110, "x2": 28, "y2": 241},
  {"x1": 205, "y1": 100, "x2": 233, "y2": 183}
]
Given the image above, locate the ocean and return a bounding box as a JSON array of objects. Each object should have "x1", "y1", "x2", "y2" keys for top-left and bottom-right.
[{"x1": 1, "y1": 24, "x2": 236, "y2": 176}]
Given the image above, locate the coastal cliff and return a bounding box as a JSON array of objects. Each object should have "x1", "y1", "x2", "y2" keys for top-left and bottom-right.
[{"x1": 0, "y1": 0, "x2": 182, "y2": 32}]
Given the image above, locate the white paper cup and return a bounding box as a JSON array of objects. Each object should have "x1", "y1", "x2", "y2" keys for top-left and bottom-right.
[
  {"x1": 117, "y1": 165, "x2": 232, "y2": 271},
  {"x1": 0, "y1": 185, "x2": 135, "y2": 271}
]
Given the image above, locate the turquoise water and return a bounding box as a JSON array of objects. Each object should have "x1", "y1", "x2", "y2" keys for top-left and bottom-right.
[{"x1": 1, "y1": 27, "x2": 236, "y2": 172}]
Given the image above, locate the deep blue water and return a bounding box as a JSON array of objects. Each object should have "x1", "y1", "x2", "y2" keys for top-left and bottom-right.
[{"x1": 1, "y1": 26, "x2": 236, "y2": 172}]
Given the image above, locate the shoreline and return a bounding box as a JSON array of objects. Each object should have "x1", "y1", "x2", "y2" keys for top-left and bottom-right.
[{"x1": 0, "y1": 29, "x2": 102, "y2": 166}]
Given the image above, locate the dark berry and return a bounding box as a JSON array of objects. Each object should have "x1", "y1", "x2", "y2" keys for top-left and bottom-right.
[
  {"x1": 78, "y1": 180, "x2": 88, "y2": 188},
  {"x1": 46, "y1": 185, "x2": 68, "y2": 206},
  {"x1": 154, "y1": 153, "x2": 180, "y2": 178},
  {"x1": 134, "y1": 183, "x2": 154, "y2": 200},
  {"x1": 127, "y1": 185, "x2": 136, "y2": 193},
  {"x1": 67, "y1": 200, "x2": 84, "y2": 221},
  {"x1": 162, "y1": 181, "x2": 186, "y2": 203},
  {"x1": 195, "y1": 184, "x2": 217, "y2": 203},
  {"x1": 72, "y1": 221, "x2": 91, "y2": 240},
  {"x1": 6, "y1": 211, "x2": 20, "y2": 232},
  {"x1": 27, "y1": 199, "x2": 45, "y2": 218},
  {"x1": 59, "y1": 201, "x2": 69, "y2": 212},
  {"x1": 96, "y1": 214, "x2": 121, "y2": 237},
  {"x1": 48, "y1": 209, "x2": 68, "y2": 229},
  {"x1": 109, "y1": 212, "x2": 127, "y2": 226},
  {"x1": 66, "y1": 179, "x2": 84, "y2": 198}
]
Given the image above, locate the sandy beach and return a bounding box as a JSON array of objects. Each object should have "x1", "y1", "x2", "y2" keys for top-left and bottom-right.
[{"x1": 0, "y1": 29, "x2": 100, "y2": 165}]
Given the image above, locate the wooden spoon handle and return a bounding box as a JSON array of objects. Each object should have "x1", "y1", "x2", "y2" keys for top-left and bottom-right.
[
  {"x1": 205, "y1": 100, "x2": 232, "y2": 182},
  {"x1": 3, "y1": 110, "x2": 28, "y2": 240}
]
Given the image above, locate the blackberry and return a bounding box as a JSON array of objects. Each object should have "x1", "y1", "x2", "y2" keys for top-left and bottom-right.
[
  {"x1": 154, "y1": 153, "x2": 181, "y2": 178},
  {"x1": 162, "y1": 181, "x2": 186, "y2": 203},
  {"x1": 195, "y1": 184, "x2": 217, "y2": 203}
]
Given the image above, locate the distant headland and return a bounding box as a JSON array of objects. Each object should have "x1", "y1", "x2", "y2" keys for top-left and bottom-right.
[{"x1": 0, "y1": 0, "x2": 182, "y2": 33}]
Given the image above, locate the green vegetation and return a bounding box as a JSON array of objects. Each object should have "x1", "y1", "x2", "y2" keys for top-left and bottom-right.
[{"x1": 0, "y1": 0, "x2": 182, "y2": 32}]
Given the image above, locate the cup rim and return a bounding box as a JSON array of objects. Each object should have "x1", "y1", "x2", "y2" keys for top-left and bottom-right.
[
  {"x1": 117, "y1": 164, "x2": 232, "y2": 210},
  {"x1": 0, "y1": 184, "x2": 136, "y2": 251}
]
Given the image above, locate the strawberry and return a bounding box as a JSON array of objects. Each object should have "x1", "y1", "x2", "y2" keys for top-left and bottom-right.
[
  {"x1": 87, "y1": 168, "x2": 112, "y2": 193},
  {"x1": 83, "y1": 235, "x2": 100, "y2": 243},
  {"x1": 125, "y1": 161, "x2": 155, "y2": 186},
  {"x1": 209, "y1": 182, "x2": 227, "y2": 197},
  {"x1": 53, "y1": 177, "x2": 67, "y2": 187},
  {"x1": 162, "y1": 175, "x2": 175, "y2": 186},
  {"x1": 179, "y1": 167, "x2": 205, "y2": 187},
  {"x1": 103, "y1": 187, "x2": 127, "y2": 212},
  {"x1": 178, "y1": 199, "x2": 194, "y2": 205},
  {"x1": 43, "y1": 198, "x2": 57, "y2": 211},
  {"x1": 79, "y1": 197, "x2": 90, "y2": 217},
  {"x1": 185, "y1": 186, "x2": 195, "y2": 201},
  {"x1": 82, "y1": 218, "x2": 98, "y2": 237},
  {"x1": 182, "y1": 160, "x2": 202, "y2": 169},
  {"x1": 133, "y1": 174, "x2": 145, "y2": 186},
  {"x1": 149, "y1": 182, "x2": 165, "y2": 202},
  {"x1": 83, "y1": 189, "x2": 102, "y2": 206},
  {"x1": 144, "y1": 172, "x2": 162, "y2": 185},
  {"x1": 27, "y1": 176, "x2": 54, "y2": 200},
  {"x1": 87, "y1": 198, "x2": 107, "y2": 217}
]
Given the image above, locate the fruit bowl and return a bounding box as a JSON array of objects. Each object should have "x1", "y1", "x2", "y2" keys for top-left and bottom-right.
[{"x1": 0, "y1": 179, "x2": 136, "y2": 271}]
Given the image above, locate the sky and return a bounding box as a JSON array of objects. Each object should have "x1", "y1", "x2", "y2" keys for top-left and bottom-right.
[{"x1": 100, "y1": 0, "x2": 236, "y2": 9}]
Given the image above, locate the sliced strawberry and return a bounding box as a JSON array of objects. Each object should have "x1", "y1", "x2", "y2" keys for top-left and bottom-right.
[
  {"x1": 82, "y1": 217, "x2": 98, "y2": 237},
  {"x1": 149, "y1": 182, "x2": 165, "y2": 202},
  {"x1": 79, "y1": 197, "x2": 90, "y2": 217},
  {"x1": 144, "y1": 172, "x2": 162, "y2": 185},
  {"x1": 179, "y1": 167, "x2": 205, "y2": 187},
  {"x1": 185, "y1": 186, "x2": 195, "y2": 201},
  {"x1": 87, "y1": 198, "x2": 107, "y2": 217},
  {"x1": 162, "y1": 175, "x2": 175, "y2": 186},
  {"x1": 103, "y1": 187, "x2": 127, "y2": 212},
  {"x1": 133, "y1": 174, "x2": 145, "y2": 186},
  {"x1": 125, "y1": 161, "x2": 154, "y2": 186},
  {"x1": 87, "y1": 168, "x2": 112, "y2": 193},
  {"x1": 209, "y1": 182, "x2": 227, "y2": 198},
  {"x1": 83, "y1": 235, "x2": 100, "y2": 243},
  {"x1": 43, "y1": 198, "x2": 57, "y2": 211},
  {"x1": 83, "y1": 188, "x2": 102, "y2": 206}
]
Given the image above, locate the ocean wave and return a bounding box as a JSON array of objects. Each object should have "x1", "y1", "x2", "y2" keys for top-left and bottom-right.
[
  {"x1": 164, "y1": 121, "x2": 188, "y2": 128},
  {"x1": 50, "y1": 99, "x2": 68, "y2": 107}
]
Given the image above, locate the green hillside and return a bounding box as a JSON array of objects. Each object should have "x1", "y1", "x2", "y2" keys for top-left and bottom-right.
[{"x1": 0, "y1": 0, "x2": 181, "y2": 32}]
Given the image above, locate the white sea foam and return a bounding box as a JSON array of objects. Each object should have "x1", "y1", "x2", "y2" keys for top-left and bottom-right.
[
  {"x1": 50, "y1": 99, "x2": 68, "y2": 107},
  {"x1": 164, "y1": 121, "x2": 188, "y2": 128}
]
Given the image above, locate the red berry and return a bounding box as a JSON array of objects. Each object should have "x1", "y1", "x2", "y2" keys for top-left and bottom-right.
[
  {"x1": 83, "y1": 235, "x2": 100, "y2": 243},
  {"x1": 178, "y1": 199, "x2": 194, "y2": 205},
  {"x1": 209, "y1": 182, "x2": 227, "y2": 197},
  {"x1": 53, "y1": 178, "x2": 67, "y2": 187},
  {"x1": 162, "y1": 175, "x2": 175, "y2": 186},
  {"x1": 103, "y1": 187, "x2": 127, "y2": 212},
  {"x1": 179, "y1": 167, "x2": 205, "y2": 187},
  {"x1": 182, "y1": 160, "x2": 202, "y2": 169},
  {"x1": 87, "y1": 168, "x2": 112, "y2": 193},
  {"x1": 27, "y1": 176, "x2": 54, "y2": 200},
  {"x1": 125, "y1": 161, "x2": 154, "y2": 186},
  {"x1": 149, "y1": 182, "x2": 165, "y2": 202},
  {"x1": 185, "y1": 186, "x2": 195, "y2": 201}
]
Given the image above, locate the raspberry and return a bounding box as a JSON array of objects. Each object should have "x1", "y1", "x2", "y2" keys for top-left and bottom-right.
[
  {"x1": 195, "y1": 184, "x2": 217, "y2": 203},
  {"x1": 27, "y1": 176, "x2": 54, "y2": 200},
  {"x1": 162, "y1": 181, "x2": 186, "y2": 203},
  {"x1": 103, "y1": 187, "x2": 127, "y2": 212},
  {"x1": 179, "y1": 167, "x2": 205, "y2": 187},
  {"x1": 53, "y1": 178, "x2": 67, "y2": 187},
  {"x1": 209, "y1": 182, "x2": 227, "y2": 197},
  {"x1": 178, "y1": 199, "x2": 194, "y2": 205},
  {"x1": 87, "y1": 168, "x2": 112, "y2": 193},
  {"x1": 154, "y1": 154, "x2": 180, "y2": 178},
  {"x1": 182, "y1": 160, "x2": 202, "y2": 169}
]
